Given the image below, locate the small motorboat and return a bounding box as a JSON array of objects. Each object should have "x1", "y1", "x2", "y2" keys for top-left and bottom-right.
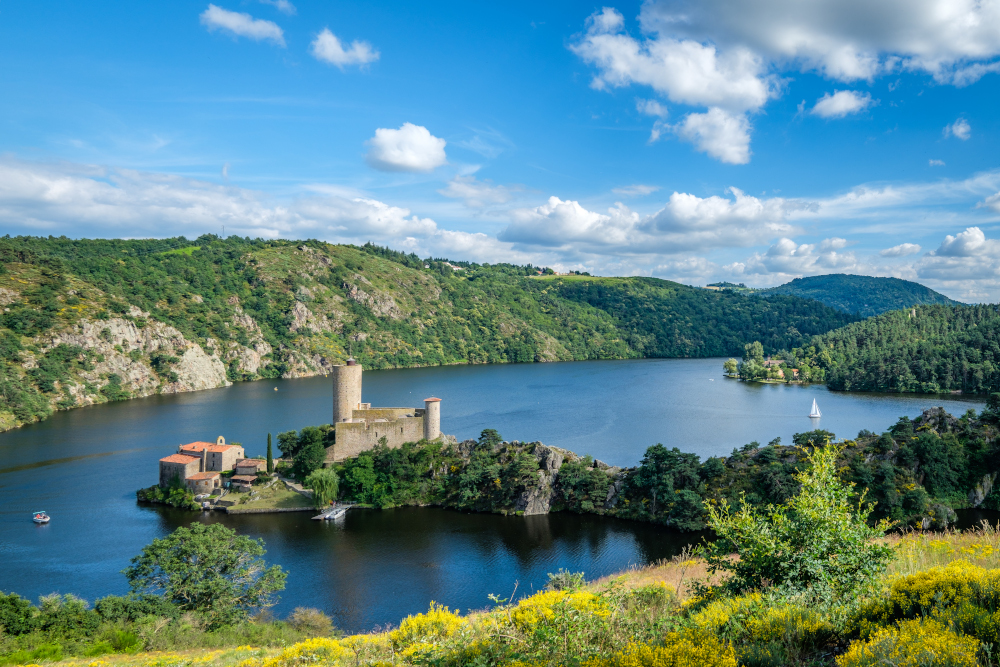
[
  {"x1": 32, "y1": 511, "x2": 50, "y2": 524},
  {"x1": 809, "y1": 399, "x2": 822, "y2": 419}
]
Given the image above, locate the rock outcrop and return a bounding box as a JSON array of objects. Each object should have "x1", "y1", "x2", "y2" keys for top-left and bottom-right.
[{"x1": 50, "y1": 316, "x2": 230, "y2": 406}]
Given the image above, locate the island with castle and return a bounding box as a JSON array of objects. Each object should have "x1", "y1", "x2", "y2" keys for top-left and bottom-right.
[{"x1": 141, "y1": 358, "x2": 451, "y2": 512}]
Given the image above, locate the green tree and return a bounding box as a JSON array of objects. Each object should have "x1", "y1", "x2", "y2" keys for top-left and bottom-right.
[
  {"x1": 723, "y1": 358, "x2": 738, "y2": 376},
  {"x1": 305, "y1": 467, "x2": 339, "y2": 507},
  {"x1": 122, "y1": 523, "x2": 286, "y2": 628},
  {"x1": 292, "y1": 427, "x2": 327, "y2": 480},
  {"x1": 276, "y1": 430, "x2": 299, "y2": 459},
  {"x1": 266, "y1": 432, "x2": 274, "y2": 474},
  {"x1": 702, "y1": 443, "x2": 894, "y2": 597},
  {"x1": 0, "y1": 591, "x2": 36, "y2": 635}
]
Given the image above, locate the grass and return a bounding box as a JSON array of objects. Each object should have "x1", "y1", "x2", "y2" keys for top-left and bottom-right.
[
  {"x1": 158, "y1": 247, "x2": 200, "y2": 256},
  {"x1": 225, "y1": 484, "x2": 315, "y2": 512}
]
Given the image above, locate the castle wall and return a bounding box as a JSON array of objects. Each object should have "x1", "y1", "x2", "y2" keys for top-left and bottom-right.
[
  {"x1": 352, "y1": 407, "x2": 423, "y2": 420},
  {"x1": 327, "y1": 416, "x2": 425, "y2": 462}
]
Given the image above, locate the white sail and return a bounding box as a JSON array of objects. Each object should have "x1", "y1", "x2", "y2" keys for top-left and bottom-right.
[{"x1": 809, "y1": 399, "x2": 822, "y2": 418}]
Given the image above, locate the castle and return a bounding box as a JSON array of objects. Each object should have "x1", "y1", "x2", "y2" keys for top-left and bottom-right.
[{"x1": 326, "y1": 359, "x2": 443, "y2": 462}]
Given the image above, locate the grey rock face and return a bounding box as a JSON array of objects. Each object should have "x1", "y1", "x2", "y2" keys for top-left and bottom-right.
[{"x1": 969, "y1": 473, "x2": 996, "y2": 508}]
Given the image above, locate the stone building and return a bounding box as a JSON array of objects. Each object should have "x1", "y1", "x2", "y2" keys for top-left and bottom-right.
[
  {"x1": 178, "y1": 436, "x2": 245, "y2": 472},
  {"x1": 159, "y1": 453, "x2": 201, "y2": 487},
  {"x1": 326, "y1": 359, "x2": 445, "y2": 462},
  {"x1": 157, "y1": 436, "x2": 244, "y2": 488},
  {"x1": 185, "y1": 471, "x2": 222, "y2": 494}
]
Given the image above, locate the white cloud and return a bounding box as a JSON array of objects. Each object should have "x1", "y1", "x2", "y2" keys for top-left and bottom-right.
[
  {"x1": 439, "y1": 175, "x2": 517, "y2": 208},
  {"x1": 200, "y1": 5, "x2": 285, "y2": 46},
  {"x1": 310, "y1": 28, "x2": 379, "y2": 69},
  {"x1": 572, "y1": 9, "x2": 778, "y2": 112},
  {"x1": 981, "y1": 191, "x2": 1000, "y2": 212},
  {"x1": 674, "y1": 108, "x2": 752, "y2": 164},
  {"x1": 612, "y1": 184, "x2": 661, "y2": 196},
  {"x1": 929, "y1": 159, "x2": 946, "y2": 166},
  {"x1": 259, "y1": 0, "x2": 295, "y2": 15},
  {"x1": 916, "y1": 227, "x2": 1000, "y2": 286},
  {"x1": 639, "y1": 0, "x2": 1000, "y2": 85},
  {"x1": 636, "y1": 99, "x2": 668, "y2": 117},
  {"x1": 811, "y1": 90, "x2": 875, "y2": 118},
  {"x1": 734, "y1": 237, "x2": 860, "y2": 278},
  {"x1": 880, "y1": 242, "x2": 922, "y2": 257},
  {"x1": 365, "y1": 123, "x2": 447, "y2": 173},
  {"x1": 0, "y1": 158, "x2": 440, "y2": 242},
  {"x1": 500, "y1": 188, "x2": 794, "y2": 253},
  {"x1": 944, "y1": 118, "x2": 971, "y2": 140}
]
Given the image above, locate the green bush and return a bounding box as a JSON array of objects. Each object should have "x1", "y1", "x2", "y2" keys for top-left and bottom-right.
[
  {"x1": 701, "y1": 444, "x2": 894, "y2": 598},
  {"x1": 0, "y1": 591, "x2": 36, "y2": 635}
]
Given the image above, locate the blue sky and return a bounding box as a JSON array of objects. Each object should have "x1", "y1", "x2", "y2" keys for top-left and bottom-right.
[{"x1": 2, "y1": 1, "x2": 1000, "y2": 300}]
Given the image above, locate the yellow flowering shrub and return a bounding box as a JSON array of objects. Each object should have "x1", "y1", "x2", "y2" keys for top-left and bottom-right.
[
  {"x1": 581, "y1": 631, "x2": 736, "y2": 667},
  {"x1": 837, "y1": 618, "x2": 980, "y2": 667},
  {"x1": 852, "y1": 561, "x2": 1000, "y2": 636},
  {"x1": 249, "y1": 637, "x2": 347, "y2": 667},
  {"x1": 689, "y1": 593, "x2": 763, "y2": 634},
  {"x1": 389, "y1": 602, "x2": 466, "y2": 651},
  {"x1": 510, "y1": 590, "x2": 609, "y2": 630}
]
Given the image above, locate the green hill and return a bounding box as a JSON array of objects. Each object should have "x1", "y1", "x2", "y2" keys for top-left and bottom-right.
[
  {"x1": 762, "y1": 274, "x2": 960, "y2": 317},
  {"x1": 0, "y1": 236, "x2": 855, "y2": 430},
  {"x1": 787, "y1": 303, "x2": 1000, "y2": 394}
]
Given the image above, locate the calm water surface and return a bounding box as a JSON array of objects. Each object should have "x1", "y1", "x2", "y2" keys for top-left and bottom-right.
[{"x1": 0, "y1": 358, "x2": 988, "y2": 632}]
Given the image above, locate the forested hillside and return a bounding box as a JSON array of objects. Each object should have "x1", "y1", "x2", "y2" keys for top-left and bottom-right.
[
  {"x1": 787, "y1": 303, "x2": 1000, "y2": 394},
  {"x1": 762, "y1": 273, "x2": 960, "y2": 316},
  {"x1": 0, "y1": 235, "x2": 854, "y2": 430}
]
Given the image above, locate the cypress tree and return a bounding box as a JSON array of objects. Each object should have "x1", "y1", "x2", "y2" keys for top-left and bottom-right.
[{"x1": 266, "y1": 432, "x2": 273, "y2": 474}]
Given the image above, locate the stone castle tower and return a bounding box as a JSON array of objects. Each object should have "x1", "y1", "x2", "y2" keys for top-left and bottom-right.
[{"x1": 327, "y1": 359, "x2": 444, "y2": 462}]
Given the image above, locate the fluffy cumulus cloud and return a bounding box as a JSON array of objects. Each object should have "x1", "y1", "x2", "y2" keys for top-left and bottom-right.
[
  {"x1": 944, "y1": 118, "x2": 972, "y2": 140},
  {"x1": 0, "y1": 158, "x2": 440, "y2": 242},
  {"x1": 571, "y1": 7, "x2": 776, "y2": 162},
  {"x1": 639, "y1": 0, "x2": 1000, "y2": 85},
  {"x1": 500, "y1": 188, "x2": 795, "y2": 253},
  {"x1": 731, "y1": 237, "x2": 860, "y2": 279},
  {"x1": 880, "y1": 242, "x2": 922, "y2": 257},
  {"x1": 438, "y1": 175, "x2": 517, "y2": 208},
  {"x1": 674, "y1": 108, "x2": 752, "y2": 163},
  {"x1": 200, "y1": 5, "x2": 285, "y2": 46},
  {"x1": 310, "y1": 28, "x2": 379, "y2": 69},
  {"x1": 811, "y1": 90, "x2": 875, "y2": 118},
  {"x1": 916, "y1": 227, "x2": 1000, "y2": 290},
  {"x1": 571, "y1": 0, "x2": 1000, "y2": 161},
  {"x1": 365, "y1": 123, "x2": 447, "y2": 172}
]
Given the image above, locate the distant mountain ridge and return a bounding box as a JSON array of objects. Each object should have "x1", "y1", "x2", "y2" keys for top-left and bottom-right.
[{"x1": 761, "y1": 274, "x2": 960, "y2": 317}]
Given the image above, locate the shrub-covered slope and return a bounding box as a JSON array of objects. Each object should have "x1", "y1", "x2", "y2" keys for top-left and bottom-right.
[
  {"x1": 787, "y1": 303, "x2": 1000, "y2": 394},
  {"x1": 0, "y1": 236, "x2": 854, "y2": 430},
  {"x1": 322, "y1": 403, "x2": 1000, "y2": 532},
  {"x1": 763, "y1": 273, "x2": 960, "y2": 317}
]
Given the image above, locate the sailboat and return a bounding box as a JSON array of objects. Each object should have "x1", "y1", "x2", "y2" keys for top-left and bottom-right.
[{"x1": 809, "y1": 399, "x2": 822, "y2": 418}]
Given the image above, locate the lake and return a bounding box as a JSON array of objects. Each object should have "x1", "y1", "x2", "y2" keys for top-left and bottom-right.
[{"x1": 0, "y1": 357, "x2": 987, "y2": 632}]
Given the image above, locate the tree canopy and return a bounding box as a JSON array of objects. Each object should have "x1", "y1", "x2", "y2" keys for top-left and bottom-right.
[{"x1": 122, "y1": 523, "x2": 286, "y2": 627}]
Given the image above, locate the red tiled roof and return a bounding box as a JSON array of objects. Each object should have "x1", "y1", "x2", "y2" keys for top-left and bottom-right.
[
  {"x1": 423, "y1": 397, "x2": 442, "y2": 402},
  {"x1": 180, "y1": 442, "x2": 242, "y2": 454},
  {"x1": 160, "y1": 453, "x2": 200, "y2": 464},
  {"x1": 231, "y1": 475, "x2": 257, "y2": 483},
  {"x1": 187, "y1": 472, "x2": 221, "y2": 480},
  {"x1": 236, "y1": 459, "x2": 266, "y2": 470}
]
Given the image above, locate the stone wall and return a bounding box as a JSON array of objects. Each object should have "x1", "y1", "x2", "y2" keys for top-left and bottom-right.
[
  {"x1": 327, "y1": 415, "x2": 425, "y2": 462},
  {"x1": 159, "y1": 458, "x2": 200, "y2": 487}
]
